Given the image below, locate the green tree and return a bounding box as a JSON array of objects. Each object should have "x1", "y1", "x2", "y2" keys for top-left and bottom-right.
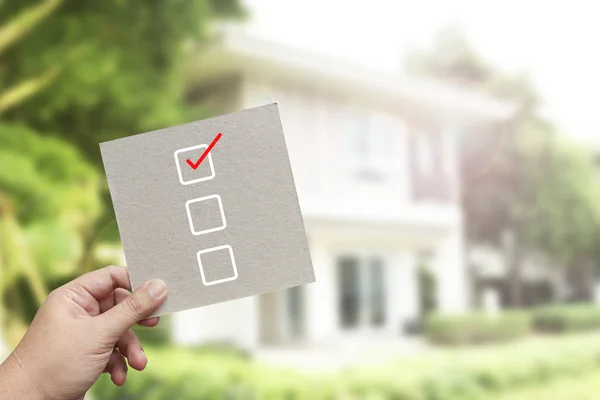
[
  {"x1": 0, "y1": 124, "x2": 102, "y2": 345},
  {"x1": 1, "y1": 0, "x2": 243, "y2": 163},
  {"x1": 1, "y1": 0, "x2": 243, "y2": 273},
  {"x1": 0, "y1": 0, "x2": 62, "y2": 114},
  {"x1": 407, "y1": 28, "x2": 600, "y2": 306},
  {"x1": 0, "y1": 0, "x2": 243, "y2": 349}
]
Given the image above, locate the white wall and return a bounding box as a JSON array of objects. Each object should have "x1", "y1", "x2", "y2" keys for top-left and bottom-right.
[
  {"x1": 172, "y1": 296, "x2": 258, "y2": 349},
  {"x1": 241, "y1": 78, "x2": 462, "y2": 229},
  {"x1": 242, "y1": 79, "x2": 324, "y2": 198}
]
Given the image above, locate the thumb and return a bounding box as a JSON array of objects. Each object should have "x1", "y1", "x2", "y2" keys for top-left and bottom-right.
[{"x1": 99, "y1": 279, "x2": 167, "y2": 338}]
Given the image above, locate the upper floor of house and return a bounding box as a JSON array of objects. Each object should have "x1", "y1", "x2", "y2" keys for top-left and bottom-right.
[{"x1": 188, "y1": 27, "x2": 514, "y2": 229}]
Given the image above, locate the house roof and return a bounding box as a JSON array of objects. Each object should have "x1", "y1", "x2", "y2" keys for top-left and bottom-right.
[{"x1": 189, "y1": 26, "x2": 515, "y2": 124}]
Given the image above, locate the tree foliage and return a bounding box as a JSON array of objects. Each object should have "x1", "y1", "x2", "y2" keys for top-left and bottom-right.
[
  {"x1": 1, "y1": 0, "x2": 243, "y2": 163},
  {"x1": 0, "y1": 0, "x2": 62, "y2": 113},
  {"x1": 0, "y1": 123, "x2": 102, "y2": 344},
  {"x1": 0, "y1": 0, "x2": 243, "y2": 346},
  {"x1": 408, "y1": 27, "x2": 600, "y2": 305}
]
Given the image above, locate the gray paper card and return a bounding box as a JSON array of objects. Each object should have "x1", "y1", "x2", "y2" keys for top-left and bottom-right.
[{"x1": 100, "y1": 104, "x2": 315, "y2": 316}]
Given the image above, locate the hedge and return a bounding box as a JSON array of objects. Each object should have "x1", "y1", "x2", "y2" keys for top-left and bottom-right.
[
  {"x1": 424, "y1": 311, "x2": 531, "y2": 345},
  {"x1": 91, "y1": 333, "x2": 600, "y2": 400},
  {"x1": 489, "y1": 370, "x2": 600, "y2": 400},
  {"x1": 132, "y1": 315, "x2": 172, "y2": 346},
  {"x1": 533, "y1": 303, "x2": 600, "y2": 333}
]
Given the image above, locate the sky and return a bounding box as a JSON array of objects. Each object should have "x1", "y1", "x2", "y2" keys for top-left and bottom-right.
[{"x1": 243, "y1": 0, "x2": 600, "y2": 143}]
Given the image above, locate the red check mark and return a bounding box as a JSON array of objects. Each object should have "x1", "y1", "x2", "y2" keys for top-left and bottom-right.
[{"x1": 186, "y1": 133, "x2": 222, "y2": 170}]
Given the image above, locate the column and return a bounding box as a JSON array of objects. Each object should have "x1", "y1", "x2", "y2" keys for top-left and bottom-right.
[
  {"x1": 305, "y1": 241, "x2": 336, "y2": 344},
  {"x1": 391, "y1": 251, "x2": 419, "y2": 335},
  {"x1": 434, "y1": 229, "x2": 469, "y2": 313},
  {"x1": 236, "y1": 295, "x2": 259, "y2": 350}
]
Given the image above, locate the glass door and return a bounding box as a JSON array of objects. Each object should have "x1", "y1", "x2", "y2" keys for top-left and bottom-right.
[
  {"x1": 282, "y1": 285, "x2": 305, "y2": 342},
  {"x1": 337, "y1": 255, "x2": 387, "y2": 332}
]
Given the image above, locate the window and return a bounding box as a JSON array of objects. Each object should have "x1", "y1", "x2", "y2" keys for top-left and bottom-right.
[
  {"x1": 349, "y1": 111, "x2": 397, "y2": 179},
  {"x1": 337, "y1": 255, "x2": 387, "y2": 329},
  {"x1": 410, "y1": 129, "x2": 454, "y2": 203}
]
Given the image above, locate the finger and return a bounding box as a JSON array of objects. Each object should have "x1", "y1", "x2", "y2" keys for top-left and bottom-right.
[
  {"x1": 97, "y1": 279, "x2": 167, "y2": 339},
  {"x1": 100, "y1": 288, "x2": 160, "y2": 327},
  {"x1": 99, "y1": 287, "x2": 127, "y2": 315},
  {"x1": 104, "y1": 349, "x2": 128, "y2": 387},
  {"x1": 138, "y1": 317, "x2": 160, "y2": 327},
  {"x1": 117, "y1": 329, "x2": 147, "y2": 371},
  {"x1": 62, "y1": 266, "x2": 131, "y2": 300}
]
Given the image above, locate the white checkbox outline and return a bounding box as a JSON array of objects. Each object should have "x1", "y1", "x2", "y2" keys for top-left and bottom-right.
[
  {"x1": 197, "y1": 245, "x2": 238, "y2": 286},
  {"x1": 174, "y1": 144, "x2": 216, "y2": 185},
  {"x1": 185, "y1": 194, "x2": 227, "y2": 236}
]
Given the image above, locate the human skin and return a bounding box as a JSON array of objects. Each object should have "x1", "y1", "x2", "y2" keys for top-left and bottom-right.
[{"x1": 0, "y1": 266, "x2": 167, "y2": 400}]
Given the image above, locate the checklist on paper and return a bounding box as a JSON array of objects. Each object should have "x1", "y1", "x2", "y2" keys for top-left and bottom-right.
[{"x1": 99, "y1": 104, "x2": 315, "y2": 316}]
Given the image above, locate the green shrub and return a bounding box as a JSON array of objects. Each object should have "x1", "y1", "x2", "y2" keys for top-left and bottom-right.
[
  {"x1": 425, "y1": 311, "x2": 532, "y2": 345},
  {"x1": 189, "y1": 341, "x2": 252, "y2": 360},
  {"x1": 133, "y1": 315, "x2": 173, "y2": 346},
  {"x1": 91, "y1": 334, "x2": 600, "y2": 400},
  {"x1": 533, "y1": 303, "x2": 600, "y2": 333}
]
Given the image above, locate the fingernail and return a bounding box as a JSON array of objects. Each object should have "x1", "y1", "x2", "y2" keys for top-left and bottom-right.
[
  {"x1": 140, "y1": 349, "x2": 146, "y2": 361},
  {"x1": 147, "y1": 279, "x2": 167, "y2": 299}
]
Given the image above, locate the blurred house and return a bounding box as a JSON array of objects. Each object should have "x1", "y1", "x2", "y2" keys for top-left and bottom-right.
[{"x1": 172, "y1": 27, "x2": 513, "y2": 350}]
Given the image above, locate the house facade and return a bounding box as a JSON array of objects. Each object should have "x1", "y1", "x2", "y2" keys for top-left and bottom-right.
[{"x1": 172, "y1": 28, "x2": 513, "y2": 349}]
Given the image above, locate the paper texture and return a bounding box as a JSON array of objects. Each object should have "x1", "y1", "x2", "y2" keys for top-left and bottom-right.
[{"x1": 100, "y1": 104, "x2": 315, "y2": 316}]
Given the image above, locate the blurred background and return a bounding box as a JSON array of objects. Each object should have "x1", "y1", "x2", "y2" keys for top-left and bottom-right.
[{"x1": 2, "y1": 1, "x2": 600, "y2": 399}]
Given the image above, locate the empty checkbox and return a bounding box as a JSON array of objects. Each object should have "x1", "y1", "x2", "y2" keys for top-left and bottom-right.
[
  {"x1": 185, "y1": 195, "x2": 226, "y2": 236},
  {"x1": 174, "y1": 144, "x2": 215, "y2": 185},
  {"x1": 197, "y1": 245, "x2": 238, "y2": 286}
]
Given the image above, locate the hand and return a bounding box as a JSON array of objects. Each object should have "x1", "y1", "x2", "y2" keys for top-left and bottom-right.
[{"x1": 0, "y1": 266, "x2": 168, "y2": 400}]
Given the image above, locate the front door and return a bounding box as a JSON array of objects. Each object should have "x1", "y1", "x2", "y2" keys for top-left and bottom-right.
[{"x1": 337, "y1": 255, "x2": 387, "y2": 333}]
